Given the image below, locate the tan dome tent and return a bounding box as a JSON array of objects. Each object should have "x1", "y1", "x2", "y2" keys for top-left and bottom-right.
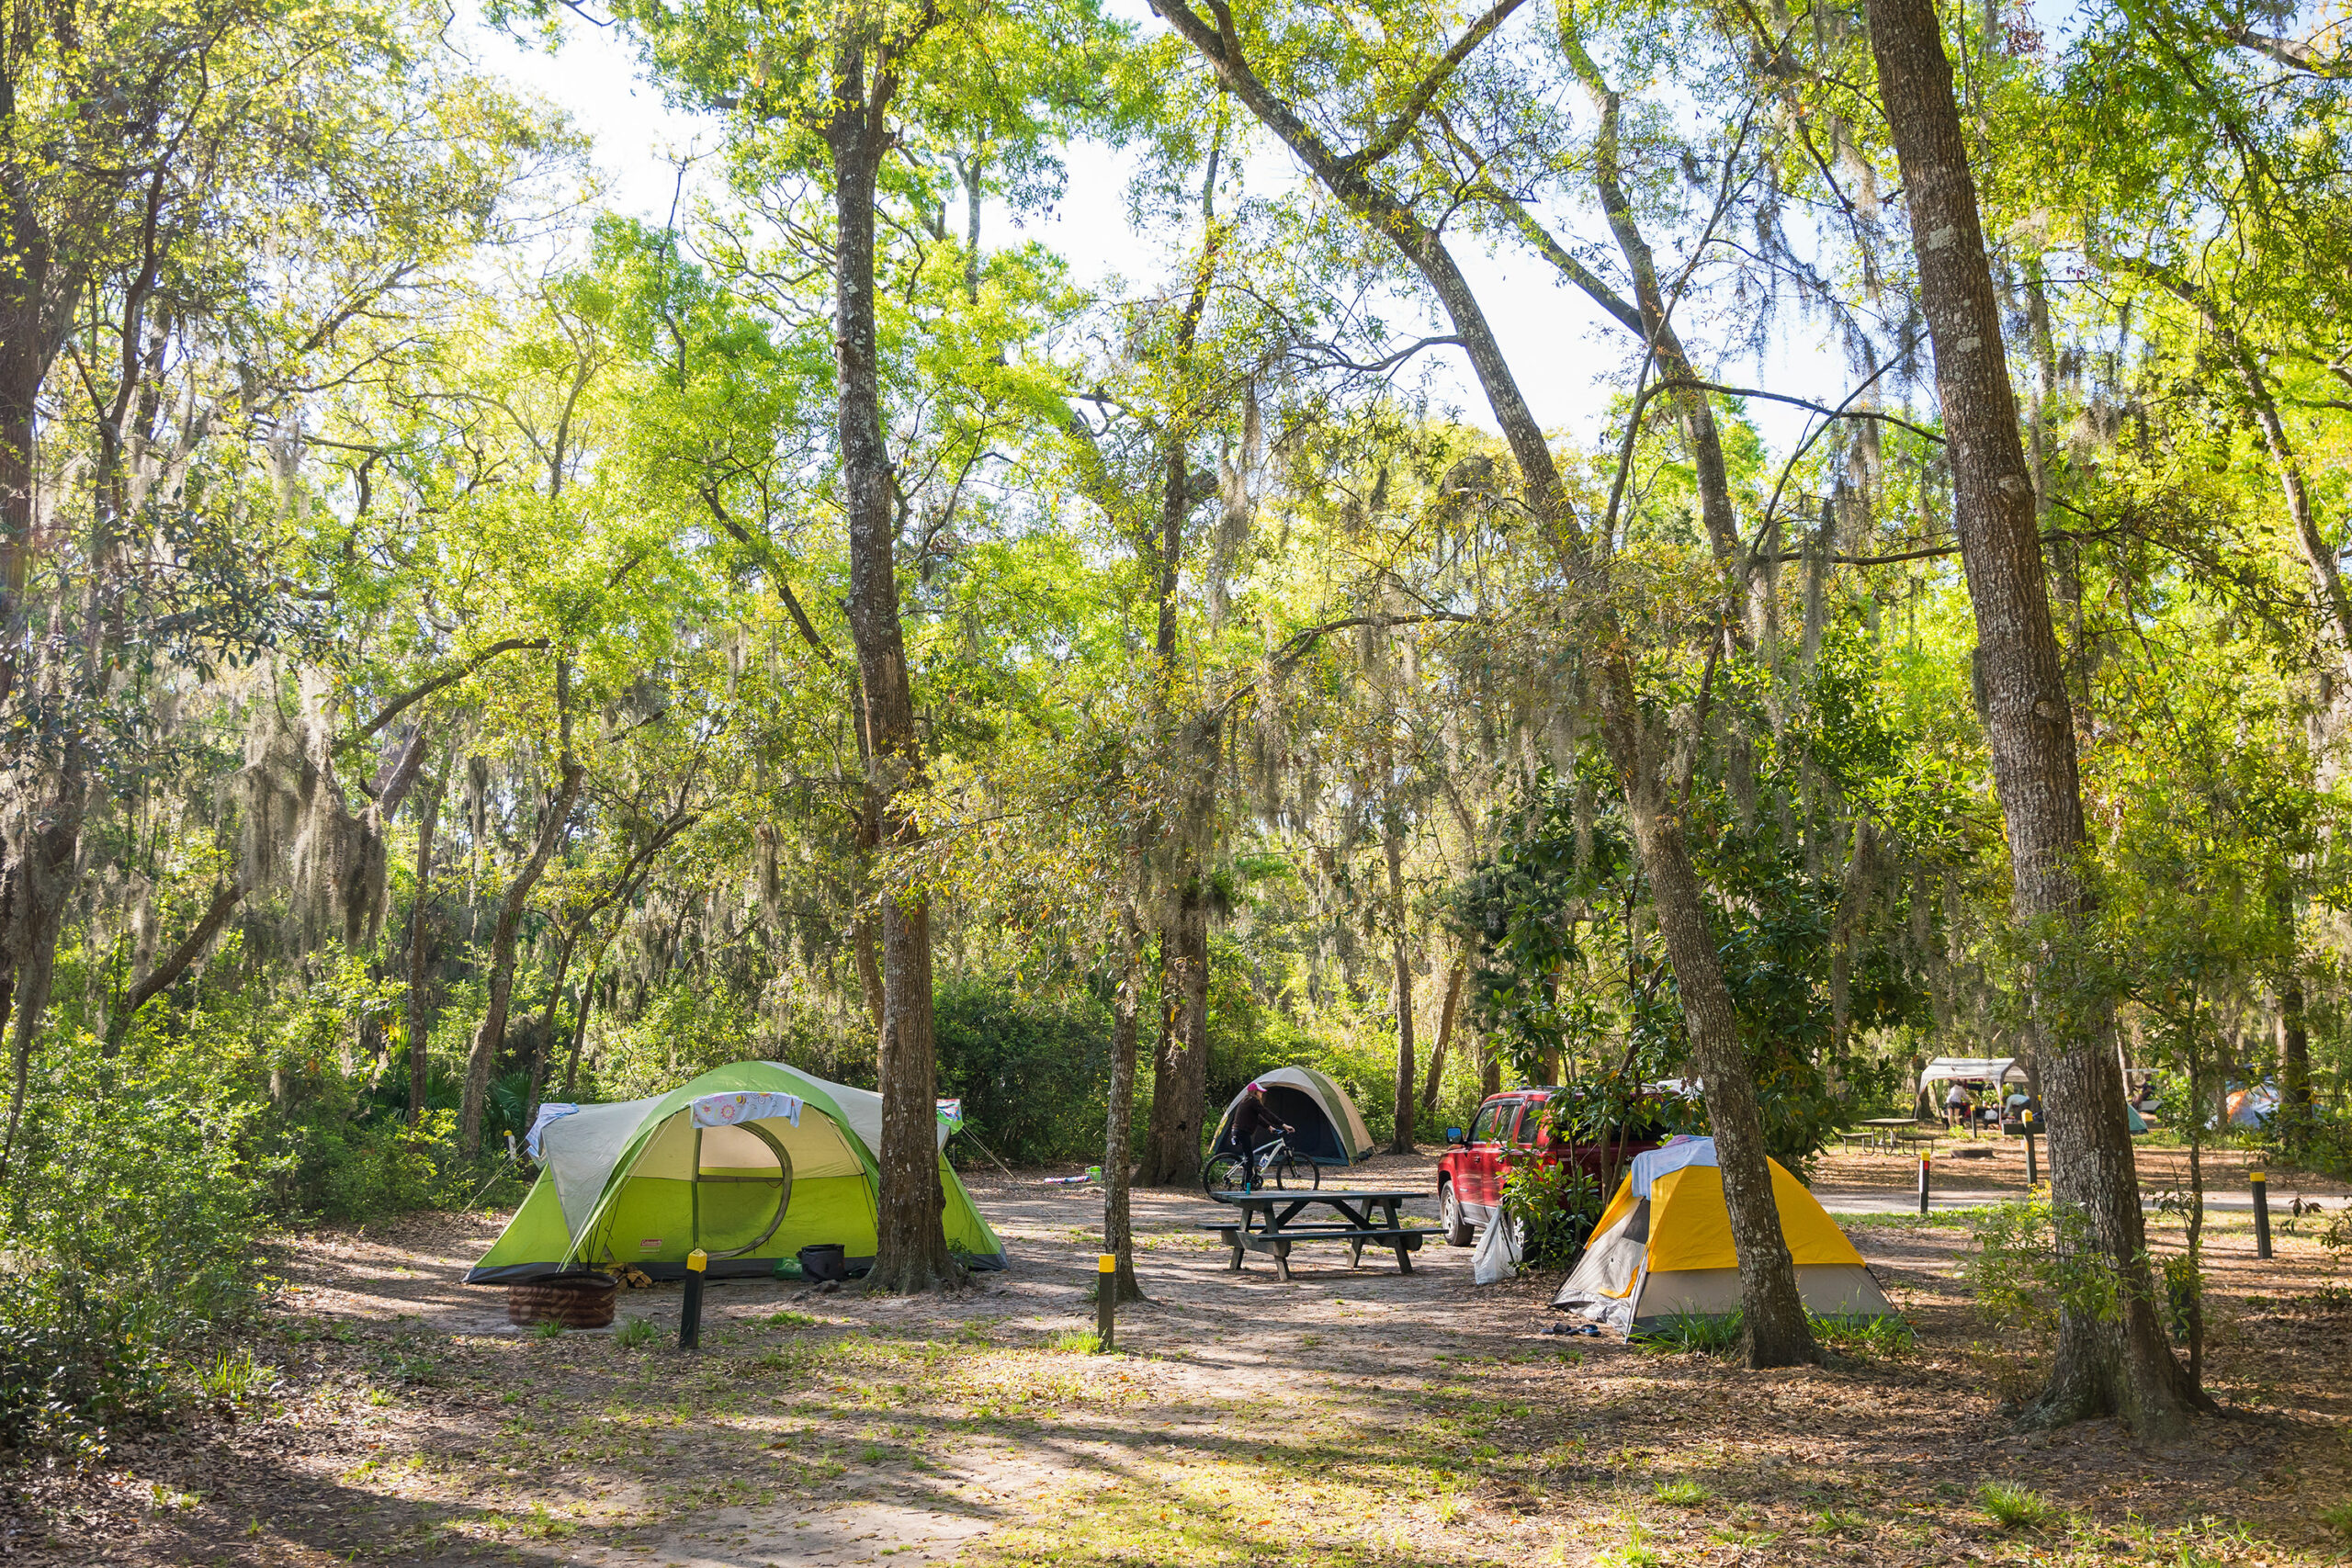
[
  {"x1": 1209, "y1": 1066, "x2": 1374, "y2": 1168},
  {"x1": 1554, "y1": 1138, "x2": 1895, "y2": 1334}
]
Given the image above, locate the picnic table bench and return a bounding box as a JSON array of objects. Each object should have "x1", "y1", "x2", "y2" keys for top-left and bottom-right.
[{"x1": 1197, "y1": 1188, "x2": 1433, "y2": 1281}]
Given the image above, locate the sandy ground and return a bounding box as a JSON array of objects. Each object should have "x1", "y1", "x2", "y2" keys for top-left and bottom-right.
[{"x1": 10, "y1": 1145, "x2": 2352, "y2": 1568}]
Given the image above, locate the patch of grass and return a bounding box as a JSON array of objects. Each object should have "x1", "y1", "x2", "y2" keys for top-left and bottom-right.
[
  {"x1": 1653, "y1": 1478, "x2": 1709, "y2": 1506},
  {"x1": 1043, "y1": 1329, "x2": 1103, "y2": 1355},
  {"x1": 614, "y1": 1316, "x2": 659, "y2": 1349},
  {"x1": 1634, "y1": 1309, "x2": 1744, "y2": 1357},
  {"x1": 530, "y1": 1318, "x2": 567, "y2": 1339},
  {"x1": 1598, "y1": 1521, "x2": 1664, "y2": 1567},
  {"x1": 2320, "y1": 1501, "x2": 2352, "y2": 1541},
  {"x1": 1979, "y1": 1480, "x2": 2060, "y2": 1530},
  {"x1": 1809, "y1": 1312, "x2": 1917, "y2": 1357},
  {"x1": 195, "y1": 1348, "x2": 280, "y2": 1406},
  {"x1": 767, "y1": 1310, "x2": 821, "y2": 1328}
]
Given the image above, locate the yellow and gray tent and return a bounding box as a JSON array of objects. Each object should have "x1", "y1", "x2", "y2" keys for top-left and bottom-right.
[
  {"x1": 1209, "y1": 1066, "x2": 1375, "y2": 1166},
  {"x1": 468, "y1": 1062, "x2": 1004, "y2": 1284},
  {"x1": 1552, "y1": 1138, "x2": 1894, "y2": 1333}
]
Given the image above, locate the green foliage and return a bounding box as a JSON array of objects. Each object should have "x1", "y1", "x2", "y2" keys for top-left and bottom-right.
[
  {"x1": 1962, "y1": 1199, "x2": 2122, "y2": 1338},
  {"x1": 933, "y1": 979, "x2": 1115, "y2": 1165},
  {"x1": 1500, "y1": 1145, "x2": 1605, "y2": 1268},
  {"x1": 0, "y1": 1041, "x2": 269, "y2": 1452},
  {"x1": 614, "y1": 1316, "x2": 661, "y2": 1349}
]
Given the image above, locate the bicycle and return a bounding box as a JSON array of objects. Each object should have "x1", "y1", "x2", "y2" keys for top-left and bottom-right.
[{"x1": 1202, "y1": 1133, "x2": 1322, "y2": 1194}]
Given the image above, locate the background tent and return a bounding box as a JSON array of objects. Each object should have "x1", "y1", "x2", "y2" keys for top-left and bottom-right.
[
  {"x1": 2221, "y1": 1082, "x2": 2279, "y2": 1130},
  {"x1": 1209, "y1": 1066, "x2": 1374, "y2": 1166},
  {"x1": 1553, "y1": 1138, "x2": 1895, "y2": 1333},
  {"x1": 1917, "y1": 1056, "x2": 2028, "y2": 1096},
  {"x1": 469, "y1": 1062, "x2": 1004, "y2": 1283}
]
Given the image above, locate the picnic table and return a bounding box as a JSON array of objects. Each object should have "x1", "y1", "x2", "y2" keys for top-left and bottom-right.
[
  {"x1": 1198, "y1": 1188, "x2": 1432, "y2": 1282},
  {"x1": 1852, "y1": 1117, "x2": 1931, "y2": 1153}
]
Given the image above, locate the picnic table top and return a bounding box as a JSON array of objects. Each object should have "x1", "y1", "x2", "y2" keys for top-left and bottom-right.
[
  {"x1": 1204, "y1": 1187, "x2": 1426, "y2": 1207},
  {"x1": 1860, "y1": 1116, "x2": 1933, "y2": 1129}
]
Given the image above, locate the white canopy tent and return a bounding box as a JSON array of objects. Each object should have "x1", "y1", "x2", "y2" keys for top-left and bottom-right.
[{"x1": 1917, "y1": 1056, "x2": 2029, "y2": 1096}]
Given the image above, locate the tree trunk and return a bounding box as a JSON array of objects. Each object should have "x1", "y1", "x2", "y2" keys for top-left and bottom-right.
[
  {"x1": 1600, "y1": 695, "x2": 1817, "y2": 1367},
  {"x1": 525, "y1": 926, "x2": 579, "y2": 1125},
  {"x1": 1868, "y1": 0, "x2": 2207, "y2": 1438},
  {"x1": 1140, "y1": 887, "x2": 1211, "y2": 1185},
  {"x1": 1101, "y1": 904, "x2": 1146, "y2": 1303},
  {"x1": 2275, "y1": 964, "x2": 2312, "y2": 1145},
  {"x1": 459, "y1": 680, "x2": 582, "y2": 1157},
  {"x1": 560, "y1": 946, "x2": 607, "y2": 1101},
  {"x1": 829, "y1": 45, "x2": 951, "y2": 1292},
  {"x1": 1385, "y1": 824, "x2": 1417, "y2": 1154},
  {"x1": 1480, "y1": 1031, "x2": 1501, "y2": 1099},
  {"x1": 852, "y1": 907, "x2": 886, "y2": 1031},
  {"x1": 0, "y1": 766, "x2": 91, "y2": 1190},
  {"x1": 1154, "y1": 0, "x2": 1815, "y2": 1366},
  {"x1": 407, "y1": 773, "x2": 442, "y2": 1123},
  {"x1": 1420, "y1": 961, "x2": 1464, "y2": 1120}
]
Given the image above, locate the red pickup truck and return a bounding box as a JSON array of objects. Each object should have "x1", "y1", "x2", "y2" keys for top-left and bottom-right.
[{"x1": 1436, "y1": 1089, "x2": 1665, "y2": 1246}]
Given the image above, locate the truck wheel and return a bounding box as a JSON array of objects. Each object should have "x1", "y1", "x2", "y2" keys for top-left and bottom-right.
[{"x1": 1439, "y1": 1179, "x2": 1474, "y2": 1247}]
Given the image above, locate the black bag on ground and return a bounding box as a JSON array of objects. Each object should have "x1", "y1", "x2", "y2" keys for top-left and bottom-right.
[{"x1": 797, "y1": 1244, "x2": 847, "y2": 1282}]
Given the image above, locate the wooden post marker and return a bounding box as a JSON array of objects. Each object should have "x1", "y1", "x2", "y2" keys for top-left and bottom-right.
[
  {"x1": 1096, "y1": 1254, "x2": 1116, "y2": 1351},
  {"x1": 2251, "y1": 1171, "x2": 2271, "y2": 1260},
  {"x1": 681, "y1": 1248, "x2": 708, "y2": 1349},
  {"x1": 2022, "y1": 1110, "x2": 2037, "y2": 1187},
  {"x1": 1917, "y1": 1149, "x2": 1932, "y2": 1217}
]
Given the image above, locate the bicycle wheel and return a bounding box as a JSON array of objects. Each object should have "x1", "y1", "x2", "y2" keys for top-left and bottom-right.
[
  {"x1": 1203, "y1": 1154, "x2": 1248, "y2": 1195},
  {"x1": 1268, "y1": 1153, "x2": 1320, "y2": 1190}
]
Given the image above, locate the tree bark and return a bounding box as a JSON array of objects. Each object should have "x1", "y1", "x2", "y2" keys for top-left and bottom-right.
[
  {"x1": 560, "y1": 948, "x2": 606, "y2": 1101},
  {"x1": 1421, "y1": 961, "x2": 1464, "y2": 1120},
  {"x1": 525, "y1": 925, "x2": 580, "y2": 1125},
  {"x1": 828, "y1": 25, "x2": 951, "y2": 1292},
  {"x1": 1101, "y1": 904, "x2": 1146, "y2": 1302},
  {"x1": 1386, "y1": 824, "x2": 1417, "y2": 1154},
  {"x1": 1868, "y1": 0, "x2": 2207, "y2": 1438},
  {"x1": 1150, "y1": 0, "x2": 1818, "y2": 1367},
  {"x1": 407, "y1": 771, "x2": 443, "y2": 1123},
  {"x1": 1140, "y1": 886, "x2": 1211, "y2": 1185},
  {"x1": 459, "y1": 670, "x2": 582, "y2": 1157}
]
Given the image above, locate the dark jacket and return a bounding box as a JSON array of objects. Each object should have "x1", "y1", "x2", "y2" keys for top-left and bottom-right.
[{"x1": 1232, "y1": 1096, "x2": 1283, "y2": 1147}]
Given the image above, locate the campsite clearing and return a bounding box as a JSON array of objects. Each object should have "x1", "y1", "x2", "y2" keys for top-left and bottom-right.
[{"x1": 13, "y1": 1147, "x2": 2352, "y2": 1568}]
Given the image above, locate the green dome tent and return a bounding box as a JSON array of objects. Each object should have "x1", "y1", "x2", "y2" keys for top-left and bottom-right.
[
  {"x1": 467, "y1": 1062, "x2": 1004, "y2": 1284},
  {"x1": 1208, "y1": 1066, "x2": 1375, "y2": 1167}
]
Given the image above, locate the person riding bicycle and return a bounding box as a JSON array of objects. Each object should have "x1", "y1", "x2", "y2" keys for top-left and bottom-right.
[{"x1": 1231, "y1": 1082, "x2": 1295, "y2": 1191}]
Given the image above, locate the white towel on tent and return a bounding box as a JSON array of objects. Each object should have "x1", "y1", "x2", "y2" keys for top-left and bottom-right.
[{"x1": 1629, "y1": 1135, "x2": 1717, "y2": 1201}]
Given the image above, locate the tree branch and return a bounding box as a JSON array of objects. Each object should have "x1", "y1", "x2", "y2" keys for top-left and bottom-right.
[{"x1": 362, "y1": 638, "x2": 549, "y2": 738}]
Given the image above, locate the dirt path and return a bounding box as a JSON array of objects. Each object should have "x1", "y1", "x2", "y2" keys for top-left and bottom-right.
[{"x1": 22, "y1": 1149, "x2": 2352, "y2": 1567}]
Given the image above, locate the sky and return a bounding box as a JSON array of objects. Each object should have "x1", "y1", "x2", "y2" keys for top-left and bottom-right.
[{"x1": 447, "y1": 2, "x2": 1884, "y2": 456}]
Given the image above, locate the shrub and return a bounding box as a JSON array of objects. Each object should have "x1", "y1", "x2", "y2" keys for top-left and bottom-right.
[
  {"x1": 614, "y1": 1316, "x2": 660, "y2": 1348},
  {"x1": 1500, "y1": 1154, "x2": 1604, "y2": 1268},
  {"x1": 931, "y1": 979, "x2": 1116, "y2": 1166},
  {"x1": 1962, "y1": 1197, "x2": 2120, "y2": 1337},
  {"x1": 0, "y1": 1042, "x2": 268, "y2": 1452}
]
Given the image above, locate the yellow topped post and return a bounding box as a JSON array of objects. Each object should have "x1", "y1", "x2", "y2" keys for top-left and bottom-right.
[
  {"x1": 1096, "y1": 1254, "x2": 1116, "y2": 1351},
  {"x1": 681, "y1": 1249, "x2": 710, "y2": 1350},
  {"x1": 2250, "y1": 1170, "x2": 2271, "y2": 1260}
]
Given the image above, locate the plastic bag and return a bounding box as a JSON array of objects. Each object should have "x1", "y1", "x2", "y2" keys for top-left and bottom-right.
[{"x1": 1472, "y1": 1214, "x2": 1521, "y2": 1286}]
